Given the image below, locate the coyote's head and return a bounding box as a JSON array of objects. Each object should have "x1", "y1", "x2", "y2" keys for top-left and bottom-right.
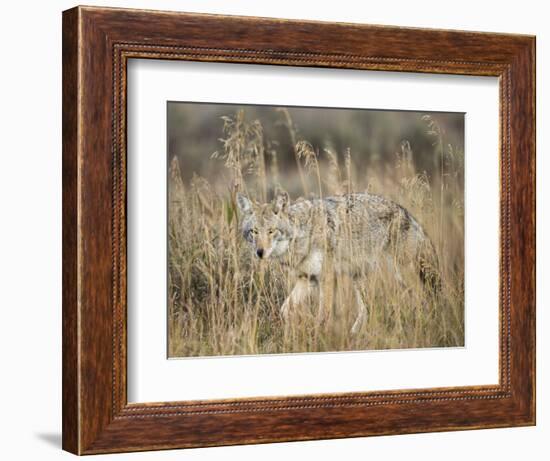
[{"x1": 236, "y1": 192, "x2": 292, "y2": 259}]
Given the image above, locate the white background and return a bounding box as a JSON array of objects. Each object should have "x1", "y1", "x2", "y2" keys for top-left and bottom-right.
[
  {"x1": 0, "y1": 0, "x2": 546, "y2": 460},
  {"x1": 128, "y1": 60, "x2": 499, "y2": 402}
]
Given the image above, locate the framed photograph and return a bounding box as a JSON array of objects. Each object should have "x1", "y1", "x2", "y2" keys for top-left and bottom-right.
[{"x1": 62, "y1": 6, "x2": 535, "y2": 454}]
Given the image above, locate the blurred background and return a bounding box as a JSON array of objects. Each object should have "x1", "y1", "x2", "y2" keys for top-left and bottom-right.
[{"x1": 167, "y1": 102, "x2": 464, "y2": 199}]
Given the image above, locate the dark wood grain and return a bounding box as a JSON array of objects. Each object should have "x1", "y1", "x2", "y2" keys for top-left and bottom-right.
[
  {"x1": 62, "y1": 5, "x2": 536, "y2": 455},
  {"x1": 62, "y1": 7, "x2": 79, "y2": 454}
]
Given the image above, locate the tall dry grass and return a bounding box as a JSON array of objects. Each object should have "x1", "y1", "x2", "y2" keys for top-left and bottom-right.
[{"x1": 168, "y1": 110, "x2": 464, "y2": 357}]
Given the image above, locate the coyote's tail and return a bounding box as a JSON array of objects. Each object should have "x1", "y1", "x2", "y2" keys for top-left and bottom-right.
[{"x1": 416, "y1": 237, "x2": 442, "y2": 294}]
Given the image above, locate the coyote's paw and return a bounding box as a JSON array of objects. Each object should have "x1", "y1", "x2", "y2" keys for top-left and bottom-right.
[
  {"x1": 351, "y1": 318, "x2": 362, "y2": 335},
  {"x1": 280, "y1": 299, "x2": 291, "y2": 320}
]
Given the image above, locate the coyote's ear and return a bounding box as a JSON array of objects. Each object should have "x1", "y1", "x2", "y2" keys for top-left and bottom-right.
[
  {"x1": 236, "y1": 193, "x2": 252, "y2": 215},
  {"x1": 273, "y1": 191, "x2": 289, "y2": 214}
]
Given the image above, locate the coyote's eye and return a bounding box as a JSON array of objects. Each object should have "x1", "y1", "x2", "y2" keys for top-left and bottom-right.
[
  {"x1": 250, "y1": 228, "x2": 258, "y2": 235},
  {"x1": 268, "y1": 229, "x2": 276, "y2": 235}
]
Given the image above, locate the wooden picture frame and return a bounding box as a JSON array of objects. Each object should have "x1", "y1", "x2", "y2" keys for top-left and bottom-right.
[{"x1": 62, "y1": 5, "x2": 535, "y2": 455}]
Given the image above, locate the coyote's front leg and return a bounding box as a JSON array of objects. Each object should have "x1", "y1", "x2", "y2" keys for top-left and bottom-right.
[
  {"x1": 280, "y1": 249, "x2": 324, "y2": 319},
  {"x1": 280, "y1": 276, "x2": 317, "y2": 319}
]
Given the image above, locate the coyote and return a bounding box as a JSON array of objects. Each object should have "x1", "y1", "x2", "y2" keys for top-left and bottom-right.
[{"x1": 236, "y1": 191, "x2": 440, "y2": 333}]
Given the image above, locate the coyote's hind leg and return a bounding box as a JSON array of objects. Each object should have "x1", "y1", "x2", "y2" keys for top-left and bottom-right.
[{"x1": 351, "y1": 285, "x2": 367, "y2": 335}]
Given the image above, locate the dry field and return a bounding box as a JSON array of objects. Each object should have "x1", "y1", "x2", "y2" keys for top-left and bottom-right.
[{"x1": 168, "y1": 107, "x2": 464, "y2": 357}]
